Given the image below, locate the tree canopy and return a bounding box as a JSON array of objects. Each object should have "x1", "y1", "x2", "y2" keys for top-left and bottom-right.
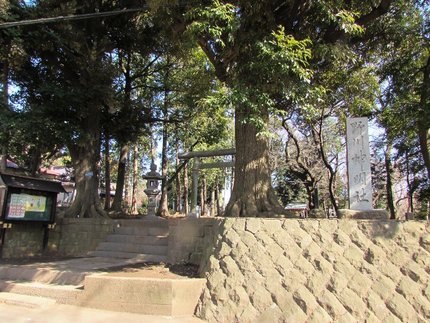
[{"x1": 0, "y1": 0, "x2": 429, "y2": 218}]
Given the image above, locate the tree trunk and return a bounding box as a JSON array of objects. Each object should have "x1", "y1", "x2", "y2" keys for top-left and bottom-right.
[
  {"x1": 175, "y1": 142, "x2": 182, "y2": 213},
  {"x1": 104, "y1": 136, "x2": 111, "y2": 210},
  {"x1": 200, "y1": 176, "x2": 207, "y2": 216},
  {"x1": 418, "y1": 55, "x2": 430, "y2": 180},
  {"x1": 183, "y1": 163, "x2": 189, "y2": 214},
  {"x1": 157, "y1": 121, "x2": 170, "y2": 217},
  {"x1": 315, "y1": 125, "x2": 339, "y2": 212},
  {"x1": 0, "y1": 44, "x2": 10, "y2": 172},
  {"x1": 225, "y1": 108, "x2": 284, "y2": 217},
  {"x1": 0, "y1": 154, "x2": 5, "y2": 172},
  {"x1": 64, "y1": 112, "x2": 105, "y2": 218},
  {"x1": 305, "y1": 185, "x2": 315, "y2": 210},
  {"x1": 28, "y1": 147, "x2": 41, "y2": 177},
  {"x1": 418, "y1": 127, "x2": 430, "y2": 181},
  {"x1": 385, "y1": 143, "x2": 396, "y2": 219},
  {"x1": 1, "y1": 43, "x2": 9, "y2": 109},
  {"x1": 124, "y1": 150, "x2": 132, "y2": 207},
  {"x1": 211, "y1": 186, "x2": 216, "y2": 216},
  {"x1": 282, "y1": 118, "x2": 319, "y2": 212},
  {"x1": 111, "y1": 143, "x2": 129, "y2": 211},
  {"x1": 405, "y1": 153, "x2": 414, "y2": 213},
  {"x1": 131, "y1": 144, "x2": 139, "y2": 215}
]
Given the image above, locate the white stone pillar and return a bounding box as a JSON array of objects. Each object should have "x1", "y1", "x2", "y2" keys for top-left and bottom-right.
[{"x1": 346, "y1": 117, "x2": 372, "y2": 210}]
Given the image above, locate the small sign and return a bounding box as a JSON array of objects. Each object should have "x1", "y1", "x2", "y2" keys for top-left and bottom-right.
[{"x1": 84, "y1": 171, "x2": 94, "y2": 178}]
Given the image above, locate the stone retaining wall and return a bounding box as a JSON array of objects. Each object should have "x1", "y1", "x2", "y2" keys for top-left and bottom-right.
[
  {"x1": 167, "y1": 218, "x2": 215, "y2": 264},
  {"x1": 0, "y1": 217, "x2": 213, "y2": 261},
  {"x1": 1, "y1": 218, "x2": 116, "y2": 259},
  {"x1": 0, "y1": 222, "x2": 46, "y2": 258},
  {"x1": 53, "y1": 218, "x2": 116, "y2": 257},
  {"x1": 196, "y1": 218, "x2": 430, "y2": 322}
]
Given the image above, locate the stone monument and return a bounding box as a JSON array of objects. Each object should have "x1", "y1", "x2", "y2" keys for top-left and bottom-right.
[
  {"x1": 339, "y1": 117, "x2": 389, "y2": 219},
  {"x1": 346, "y1": 117, "x2": 372, "y2": 210},
  {"x1": 143, "y1": 161, "x2": 162, "y2": 217}
]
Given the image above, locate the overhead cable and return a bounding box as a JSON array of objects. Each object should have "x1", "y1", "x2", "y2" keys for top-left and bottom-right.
[{"x1": 0, "y1": 7, "x2": 149, "y2": 29}]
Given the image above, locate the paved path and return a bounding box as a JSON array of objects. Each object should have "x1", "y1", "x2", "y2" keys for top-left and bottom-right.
[
  {"x1": 0, "y1": 296, "x2": 205, "y2": 323},
  {"x1": 0, "y1": 257, "x2": 207, "y2": 321}
]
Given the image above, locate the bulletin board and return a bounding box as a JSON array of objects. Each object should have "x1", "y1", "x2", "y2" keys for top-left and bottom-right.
[{"x1": 3, "y1": 188, "x2": 55, "y2": 223}]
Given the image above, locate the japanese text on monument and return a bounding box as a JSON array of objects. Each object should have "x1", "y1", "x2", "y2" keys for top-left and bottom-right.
[{"x1": 346, "y1": 117, "x2": 372, "y2": 210}]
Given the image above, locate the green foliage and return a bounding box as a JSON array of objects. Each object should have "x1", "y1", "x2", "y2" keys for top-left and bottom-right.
[
  {"x1": 368, "y1": 1, "x2": 430, "y2": 213},
  {"x1": 275, "y1": 168, "x2": 307, "y2": 206},
  {"x1": 185, "y1": 0, "x2": 237, "y2": 48},
  {"x1": 1, "y1": 0, "x2": 428, "y2": 216},
  {"x1": 334, "y1": 10, "x2": 365, "y2": 36},
  {"x1": 248, "y1": 27, "x2": 313, "y2": 87}
]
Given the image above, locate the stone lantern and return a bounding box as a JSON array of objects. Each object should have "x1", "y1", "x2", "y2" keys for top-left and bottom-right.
[{"x1": 142, "y1": 161, "x2": 163, "y2": 217}]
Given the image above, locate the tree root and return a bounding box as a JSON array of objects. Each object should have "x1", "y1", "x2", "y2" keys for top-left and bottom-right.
[
  {"x1": 63, "y1": 201, "x2": 108, "y2": 218},
  {"x1": 224, "y1": 190, "x2": 293, "y2": 218}
]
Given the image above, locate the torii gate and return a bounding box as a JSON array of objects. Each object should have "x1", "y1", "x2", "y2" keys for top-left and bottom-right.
[{"x1": 178, "y1": 148, "x2": 235, "y2": 215}]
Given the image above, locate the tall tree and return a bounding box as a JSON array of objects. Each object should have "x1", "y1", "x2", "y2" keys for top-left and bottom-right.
[
  {"x1": 375, "y1": 1, "x2": 429, "y2": 216},
  {"x1": 165, "y1": 0, "x2": 395, "y2": 217},
  {"x1": 11, "y1": 0, "x2": 134, "y2": 217},
  {"x1": 377, "y1": 1, "x2": 429, "y2": 178},
  {"x1": 0, "y1": 0, "x2": 23, "y2": 171}
]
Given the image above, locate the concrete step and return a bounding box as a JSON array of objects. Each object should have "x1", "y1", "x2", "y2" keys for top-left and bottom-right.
[
  {"x1": 0, "y1": 291, "x2": 57, "y2": 309},
  {"x1": 96, "y1": 242, "x2": 168, "y2": 255},
  {"x1": 0, "y1": 281, "x2": 82, "y2": 305},
  {"x1": 0, "y1": 254, "x2": 206, "y2": 317},
  {"x1": 0, "y1": 274, "x2": 207, "y2": 317},
  {"x1": 119, "y1": 219, "x2": 169, "y2": 227},
  {"x1": 89, "y1": 251, "x2": 167, "y2": 262},
  {"x1": 106, "y1": 234, "x2": 168, "y2": 245},
  {"x1": 114, "y1": 226, "x2": 169, "y2": 236},
  {"x1": 81, "y1": 274, "x2": 206, "y2": 316},
  {"x1": 0, "y1": 266, "x2": 88, "y2": 286}
]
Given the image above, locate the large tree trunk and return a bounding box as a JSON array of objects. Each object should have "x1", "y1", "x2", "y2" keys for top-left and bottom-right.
[
  {"x1": 200, "y1": 176, "x2": 207, "y2": 216},
  {"x1": 175, "y1": 142, "x2": 182, "y2": 213},
  {"x1": 225, "y1": 108, "x2": 284, "y2": 217},
  {"x1": 104, "y1": 136, "x2": 111, "y2": 210},
  {"x1": 111, "y1": 143, "x2": 129, "y2": 211},
  {"x1": 64, "y1": 113, "x2": 106, "y2": 218},
  {"x1": 131, "y1": 144, "x2": 139, "y2": 215},
  {"x1": 157, "y1": 121, "x2": 170, "y2": 217},
  {"x1": 418, "y1": 56, "x2": 430, "y2": 179},
  {"x1": 124, "y1": 150, "x2": 131, "y2": 207},
  {"x1": 28, "y1": 147, "x2": 42, "y2": 177},
  {"x1": 385, "y1": 143, "x2": 396, "y2": 219}
]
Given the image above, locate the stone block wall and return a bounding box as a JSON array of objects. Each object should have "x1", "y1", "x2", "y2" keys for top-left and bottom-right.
[
  {"x1": 1, "y1": 218, "x2": 116, "y2": 259},
  {"x1": 1, "y1": 216, "x2": 214, "y2": 261},
  {"x1": 167, "y1": 218, "x2": 216, "y2": 265},
  {"x1": 196, "y1": 218, "x2": 430, "y2": 322},
  {"x1": 0, "y1": 222, "x2": 47, "y2": 258},
  {"x1": 54, "y1": 218, "x2": 116, "y2": 257}
]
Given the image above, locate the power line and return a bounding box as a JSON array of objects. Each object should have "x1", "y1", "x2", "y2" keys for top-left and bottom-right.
[{"x1": 0, "y1": 7, "x2": 149, "y2": 29}]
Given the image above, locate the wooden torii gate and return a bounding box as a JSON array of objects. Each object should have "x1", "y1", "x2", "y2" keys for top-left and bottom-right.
[{"x1": 178, "y1": 148, "x2": 235, "y2": 215}]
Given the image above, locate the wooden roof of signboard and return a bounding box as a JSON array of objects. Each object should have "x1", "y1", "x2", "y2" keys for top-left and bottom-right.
[{"x1": 0, "y1": 173, "x2": 66, "y2": 193}]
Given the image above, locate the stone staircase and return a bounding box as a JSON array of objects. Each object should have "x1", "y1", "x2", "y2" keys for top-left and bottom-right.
[
  {"x1": 90, "y1": 219, "x2": 169, "y2": 262},
  {"x1": 0, "y1": 219, "x2": 206, "y2": 318}
]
